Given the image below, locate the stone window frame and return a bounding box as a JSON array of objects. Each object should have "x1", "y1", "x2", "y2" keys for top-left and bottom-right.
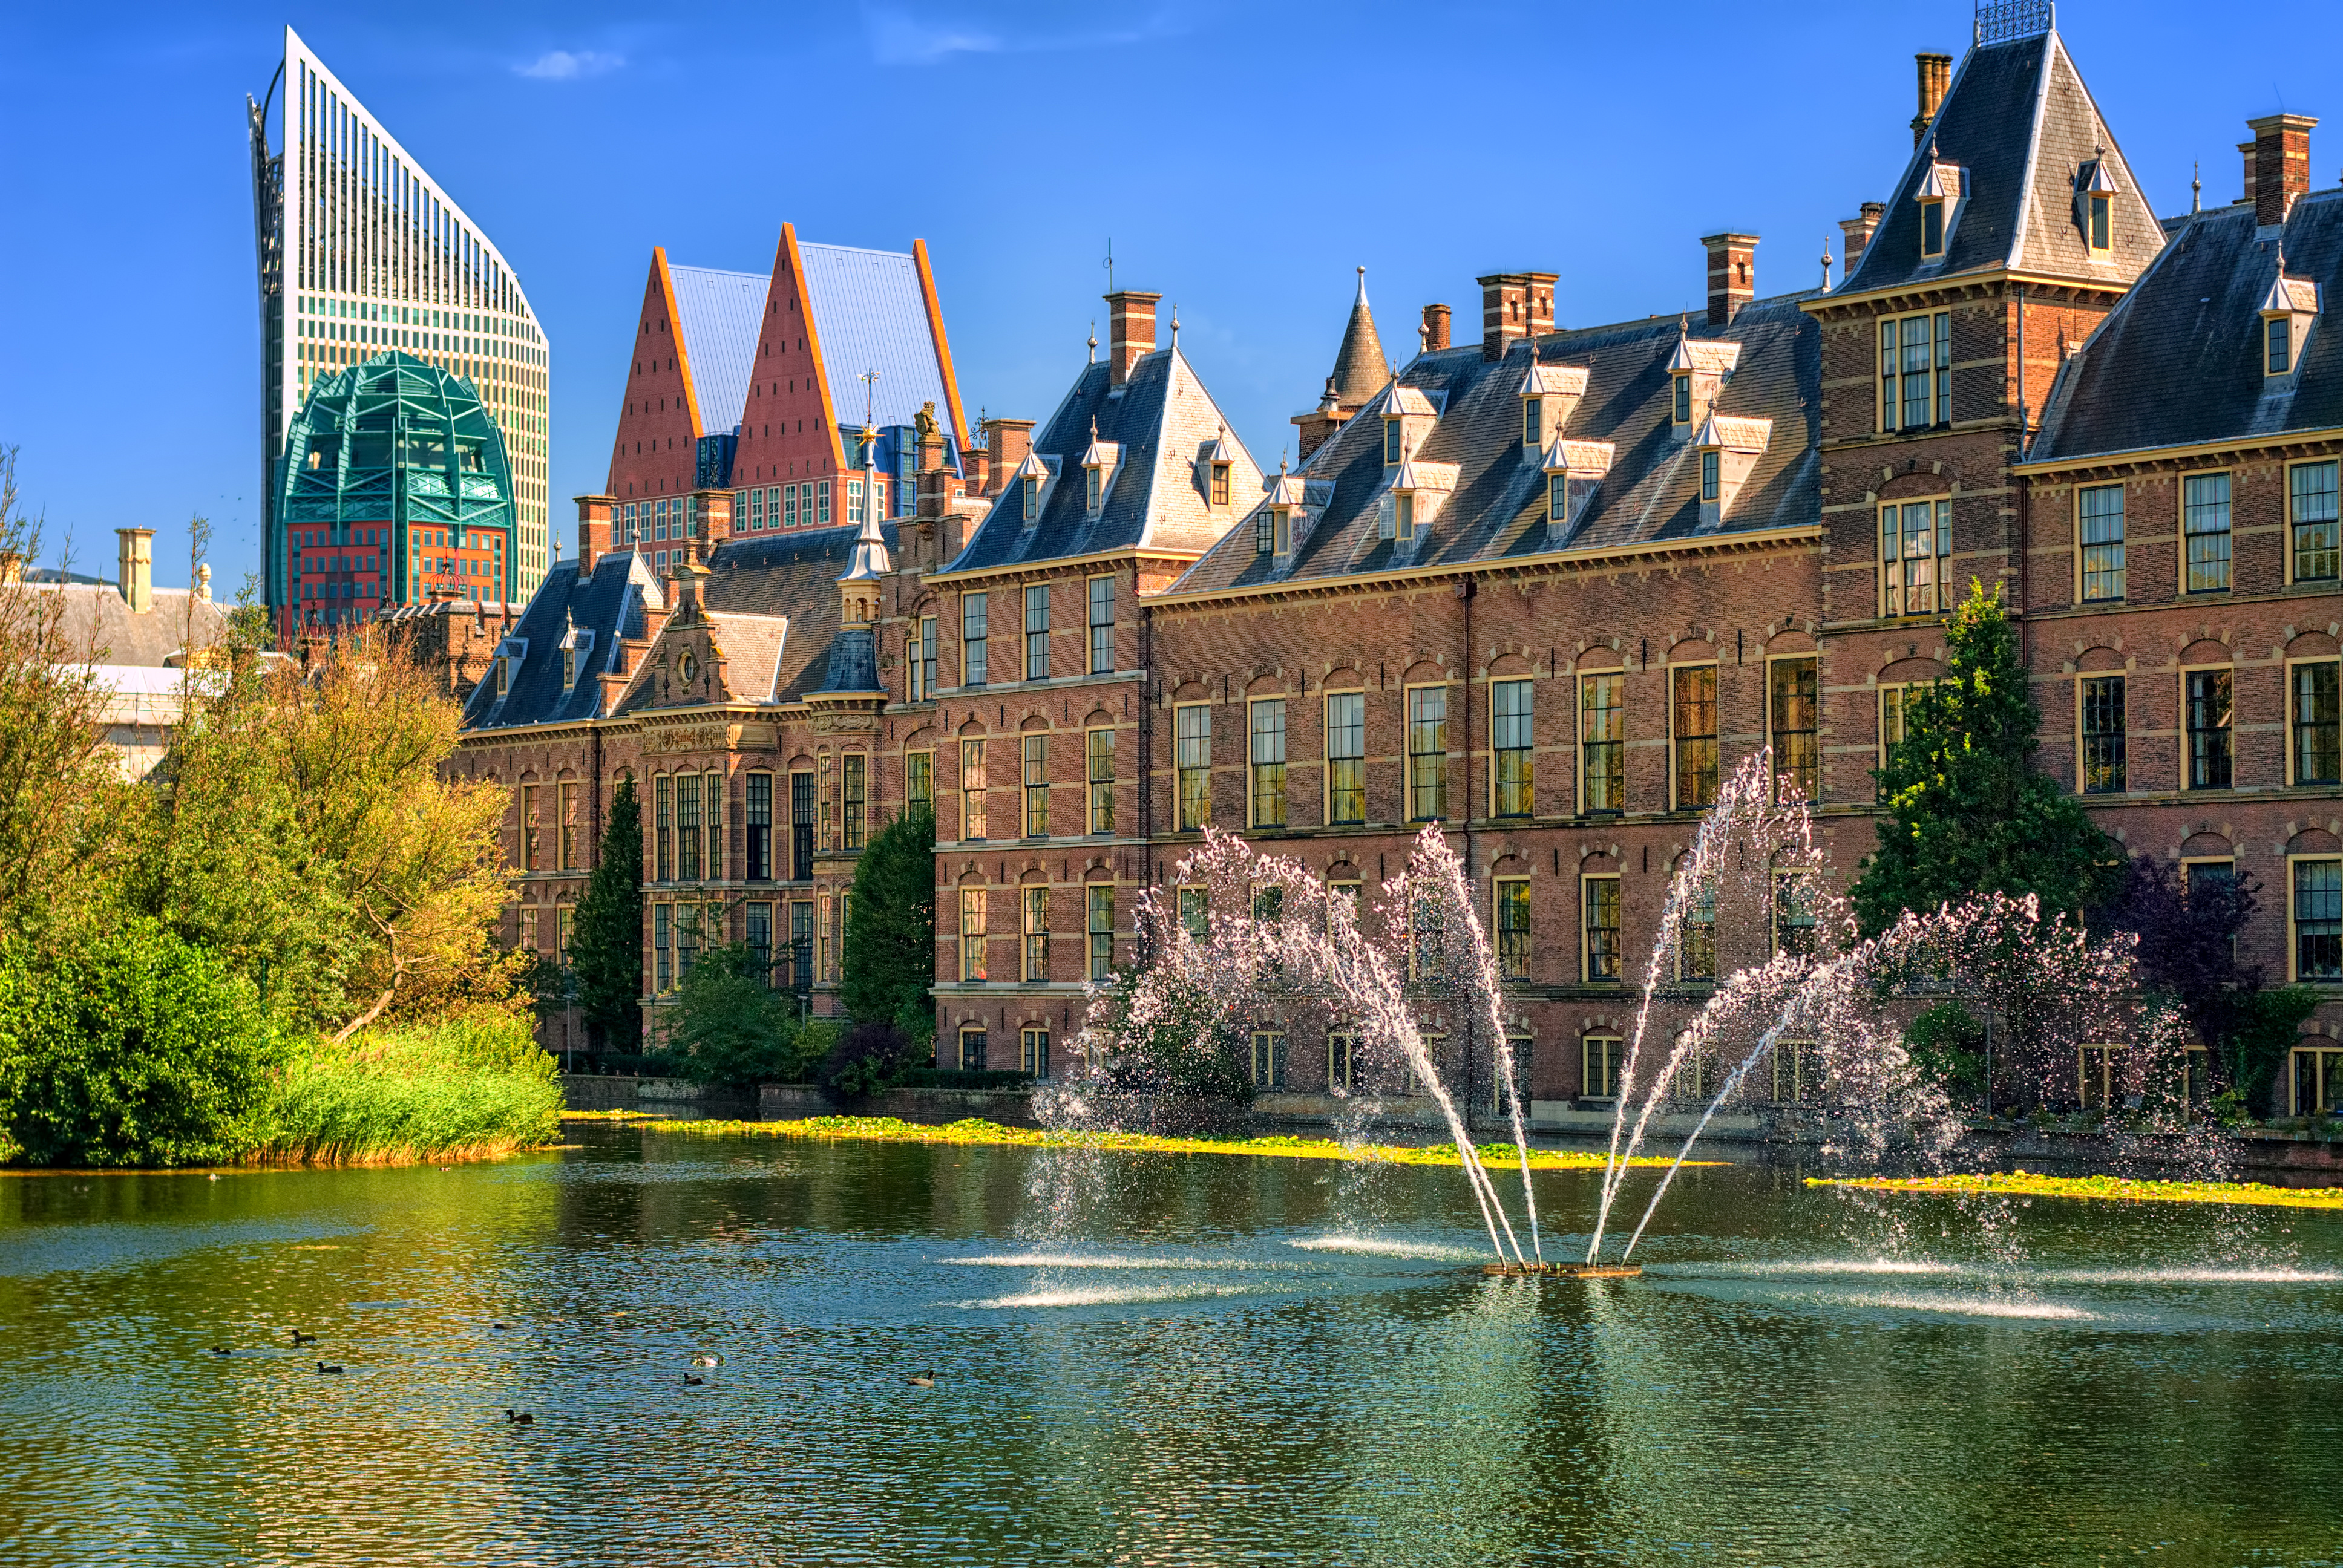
[
  {"x1": 1668, "y1": 662, "x2": 1720, "y2": 814},
  {"x1": 1578, "y1": 670, "x2": 1626, "y2": 815},
  {"x1": 1877, "y1": 309, "x2": 1951, "y2": 433},
  {"x1": 2076, "y1": 673, "x2": 2127, "y2": 795},
  {"x1": 2286, "y1": 459, "x2": 2340, "y2": 586},
  {"x1": 1879, "y1": 495, "x2": 1954, "y2": 618},
  {"x1": 1323, "y1": 688, "x2": 1367, "y2": 826},
  {"x1": 1580, "y1": 871, "x2": 1623, "y2": 984},
  {"x1": 2180, "y1": 469, "x2": 2233, "y2": 593},
  {"x1": 2076, "y1": 481, "x2": 2128, "y2": 603},
  {"x1": 1247, "y1": 694, "x2": 1288, "y2": 831},
  {"x1": 1489, "y1": 677, "x2": 1535, "y2": 819},
  {"x1": 2287, "y1": 656, "x2": 2342, "y2": 786},
  {"x1": 2179, "y1": 664, "x2": 2233, "y2": 791},
  {"x1": 1768, "y1": 654, "x2": 1820, "y2": 806}
]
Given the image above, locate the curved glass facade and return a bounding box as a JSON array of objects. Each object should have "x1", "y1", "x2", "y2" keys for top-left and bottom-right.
[{"x1": 250, "y1": 27, "x2": 550, "y2": 640}]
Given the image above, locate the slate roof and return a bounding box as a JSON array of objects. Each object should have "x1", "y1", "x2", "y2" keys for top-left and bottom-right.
[
  {"x1": 1329, "y1": 270, "x2": 1389, "y2": 407},
  {"x1": 675, "y1": 521, "x2": 903, "y2": 704},
  {"x1": 798, "y1": 243, "x2": 958, "y2": 441},
  {"x1": 669, "y1": 264, "x2": 767, "y2": 436},
  {"x1": 942, "y1": 347, "x2": 1262, "y2": 574},
  {"x1": 2031, "y1": 191, "x2": 2343, "y2": 460},
  {"x1": 28, "y1": 583, "x2": 228, "y2": 667},
  {"x1": 1168, "y1": 292, "x2": 1821, "y2": 597},
  {"x1": 1838, "y1": 30, "x2": 2162, "y2": 296},
  {"x1": 462, "y1": 549, "x2": 663, "y2": 732}
]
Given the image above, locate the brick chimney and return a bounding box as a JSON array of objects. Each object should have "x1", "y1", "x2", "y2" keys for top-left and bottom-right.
[
  {"x1": 1912, "y1": 52, "x2": 1951, "y2": 147},
  {"x1": 115, "y1": 528, "x2": 153, "y2": 614},
  {"x1": 575, "y1": 494, "x2": 614, "y2": 574},
  {"x1": 1839, "y1": 203, "x2": 1885, "y2": 275},
  {"x1": 1105, "y1": 290, "x2": 1161, "y2": 385},
  {"x1": 985, "y1": 417, "x2": 1034, "y2": 494},
  {"x1": 1476, "y1": 272, "x2": 1559, "y2": 362},
  {"x1": 1422, "y1": 302, "x2": 1452, "y2": 353},
  {"x1": 1702, "y1": 234, "x2": 1758, "y2": 328},
  {"x1": 2250, "y1": 113, "x2": 2317, "y2": 224}
]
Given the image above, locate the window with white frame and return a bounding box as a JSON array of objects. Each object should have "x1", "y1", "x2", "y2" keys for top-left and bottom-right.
[
  {"x1": 2080, "y1": 483, "x2": 2126, "y2": 601},
  {"x1": 2185, "y1": 473, "x2": 2232, "y2": 592},
  {"x1": 1582, "y1": 1033, "x2": 1621, "y2": 1098},
  {"x1": 1879, "y1": 312, "x2": 1951, "y2": 431},
  {"x1": 1881, "y1": 498, "x2": 1953, "y2": 615},
  {"x1": 2292, "y1": 461, "x2": 2339, "y2": 583}
]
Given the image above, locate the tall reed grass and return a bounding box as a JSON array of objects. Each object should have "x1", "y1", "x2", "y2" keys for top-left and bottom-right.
[{"x1": 255, "y1": 1013, "x2": 561, "y2": 1166}]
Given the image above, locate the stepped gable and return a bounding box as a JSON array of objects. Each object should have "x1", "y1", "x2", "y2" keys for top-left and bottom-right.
[
  {"x1": 945, "y1": 345, "x2": 1260, "y2": 572},
  {"x1": 1840, "y1": 28, "x2": 2162, "y2": 296},
  {"x1": 1168, "y1": 292, "x2": 1820, "y2": 596},
  {"x1": 2032, "y1": 192, "x2": 2343, "y2": 459},
  {"x1": 460, "y1": 549, "x2": 660, "y2": 731}
]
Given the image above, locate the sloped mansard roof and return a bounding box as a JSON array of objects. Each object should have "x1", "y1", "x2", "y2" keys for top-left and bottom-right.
[{"x1": 462, "y1": 549, "x2": 663, "y2": 731}]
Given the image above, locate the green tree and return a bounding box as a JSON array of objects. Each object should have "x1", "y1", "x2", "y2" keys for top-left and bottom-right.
[
  {"x1": 659, "y1": 942, "x2": 803, "y2": 1089},
  {"x1": 1852, "y1": 581, "x2": 2121, "y2": 936},
  {"x1": 0, "y1": 918, "x2": 281, "y2": 1167},
  {"x1": 843, "y1": 803, "x2": 936, "y2": 1034},
  {"x1": 566, "y1": 777, "x2": 644, "y2": 1053}
]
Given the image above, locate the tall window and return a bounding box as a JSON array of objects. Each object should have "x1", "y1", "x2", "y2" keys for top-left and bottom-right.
[
  {"x1": 701, "y1": 772, "x2": 723, "y2": 880},
  {"x1": 1771, "y1": 658, "x2": 1819, "y2": 804},
  {"x1": 1326, "y1": 691, "x2": 1366, "y2": 825},
  {"x1": 1022, "y1": 734, "x2": 1049, "y2": 837},
  {"x1": 960, "y1": 1027, "x2": 988, "y2": 1071},
  {"x1": 916, "y1": 615, "x2": 938, "y2": 700},
  {"x1": 1088, "y1": 577, "x2": 1115, "y2": 673},
  {"x1": 1699, "y1": 449, "x2": 1720, "y2": 503},
  {"x1": 2292, "y1": 461, "x2": 2339, "y2": 582},
  {"x1": 1023, "y1": 472, "x2": 1041, "y2": 522},
  {"x1": 1211, "y1": 464, "x2": 1233, "y2": 507},
  {"x1": 960, "y1": 739, "x2": 989, "y2": 841},
  {"x1": 1672, "y1": 374, "x2": 1691, "y2": 425},
  {"x1": 907, "y1": 753, "x2": 932, "y2": 814},
  {"x1": 654, "y1": 903, "x2": 672, "y2": 991},
  {"x1": 960, "y1": 887, "x2": 988, "y2": 981},
  {"x1": 2296, "y1": 661, "x2": 2341, "y2": 784},
  {"x1": 2184, "y1": 473, "x2": 2232, "y2": 592},
  {"x1": 1580, "y1": 673, "x2": 1624, "y2": 813},
  {"x1": 1086, "y1": 729, "x2": 1115, "y2": 834},
  {"x1": 961, "y1": 592, "x2": 989, "y2": 686},
  {"x1": 2080, "y1": 484, "x2": 2126, "y2": 601},
  {"x1": 520, "y1": 783, "x2": 541, "y2": 871},
  {"x1": 654, "y1": 775, "x2": 674, "y2": 881},
  {"x1": 1023, "y1": 886, "x2": 1049, "y2": 980},
  {"x1": 1178, "y1": 886, "x2": 1209, "y2": 942},
  {"x1": 788, "y1": 900, "x2": 814, "y2": 990},
  {"x1": 746, "y1": 773, "x2": 773, "y2": 879},
  {"x1": 2269, "y1": 317, "x2": 2293, "y2": 376},
  {"x1": 1407, "y1": 687, "x2": 1447, "y2": 820},
  {"x1": 1582, "y1": 874, "x2": 1622, "y2": 982},
  {"x1": 1879, "y1": 311, "x2": 1950, "y2": 430},
  {"x1": 1774, "y1": 871, "x2": 1818, "y2": 958},
  {"x1": 2080, "y1": 676, "x2": 2126, "y2": 793},
  {"x1": 1250, "y1": 1030, "x2": 1286, "y2": 1090},
  {"x1": 1671, "y1": 666, "x2": 1717, "y2": 811},
  {"x1": 1024, "y1": 585, "x2": 1050, "y2": 679},
  {"x1": 1582, "y1": 1034, "x2": 1621, "y2": 1099},
  {"x1": 1328, "y1": 1031, "x2": 1360, "y2": 1093},
  {"x1": 842, "y1": 754, "x2": 867, "y2": 850},
  {"x1": 1176, "y1": 705, "x2": 1211, "y2": 830},
  {"x1": 1384, "y1": 416, "x2": 1403, "y2": 465},
  {"x1": 2089, "y1": 192, "x2": 2111, "y2": 251},
  {"x1": 1394, "y1": 493, "x2": 1417, "y2": 544},
  {"x1": 1084, "y1": 465, "x2": 1101, "y2": 512},
  {"x1": 1881, "y1": 498, "x2": 1953, "y2": 616},
  {"x1": 790, "y1": 771, "x2": 814, "y2": 880},
  {"x1": 746, "y1": 902, "x2": 772, "y2": 983},
  {"x1": 1492, "y1": 679, "x2": 1533, "y2": 817},
  {"x1": 676, "y1": 773, "x2": 701, "y2": 881},
  {"x1": 1680, "y1": 880, "x2": 1717, "y2": 982},
  {"x1": 2295, "y1": 859, "x2": 2342, "y2": 981},
  {"x1": 1407, "y1": 892, "x2": 1444, "y2": 981},
  {"x1": 2187, "y1": 671, "x2": 2233, "y2": 790},
  {"x1": 1496, "y1": 879, "x2": 1531, "y2": 981},
  {"x1": 1920, "y1": 198, "x2": 1945, "y2": 256},
  {"x1": 1250, "y1": 699, "x2": 1288, "y2": 828},
  {"x1": 559, "y1": 782, "x2": 580, "y2": 870},
  {"x1": 1021, "y1": 1027, "x2": 1050, "y2": 1081},
  {"x1": 1547, "y1": 471, "x2": 1569, "y2": 524},
  {"x1": 676, "y1": 903, "x2": 700, "y2": 981},
  {"x1": 1523, "y1": 396, "x2": 1542, "y2": 448},
  {"x1": 1086, "y1": 884, "x2": 1114, "y2": 979}
]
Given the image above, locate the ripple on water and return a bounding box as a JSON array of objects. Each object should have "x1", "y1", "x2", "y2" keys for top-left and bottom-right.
[
  {"x1": 1835, "y1": 1291, "x2": 2100, "y2": 1321},
  {"x1": 944, "y1": 1252, "x2": 1274, "y2": 1270},
  {"x1": 951, "y1": 1282, "x2": 1263, "y2": 1310},
  {"x1": 1284, "y1": 1235, "x2": 1486, "y2": 1262}
]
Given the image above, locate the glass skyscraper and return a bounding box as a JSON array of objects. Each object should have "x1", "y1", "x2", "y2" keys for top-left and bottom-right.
[{"x1": 247, "y1": 26, "x2": 550, "y2": 635}]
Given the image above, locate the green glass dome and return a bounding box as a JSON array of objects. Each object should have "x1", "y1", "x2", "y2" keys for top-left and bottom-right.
[{"x1": 275, "y1": 351, "x2": 516, "y2": 537}]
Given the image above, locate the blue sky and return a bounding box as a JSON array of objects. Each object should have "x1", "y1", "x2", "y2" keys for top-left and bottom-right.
[{"x1": 5, "y1": 1, "x2": 2341, "y2": 593}]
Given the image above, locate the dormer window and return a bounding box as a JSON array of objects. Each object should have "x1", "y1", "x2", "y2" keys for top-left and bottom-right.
[
  {"x1": 562, "y1": 647, "x2": 577, "y2": 689},
  {"x1": 2089, "y1": 194, "x2": 2111, "y2": 252},
  {"x1": 1700, "y1": 450, "x2": 1720, "y2": 503},
  {"x1": 2269, "y1": 316, "x2": 2293, "y2": 375},
  {"x1": 2076, "y1": 156, "x2": 2119, "y2": 255},
  {"x1": 1523, "y1": 396, "x2": 1542, "y2": 448},
  {"x1": 1672, "y1": 374, "x2": 1692, "y2": 425},
  {"x1": 1395, "y1": 493, "x2": 1416, "y2": 543},
  {"x1": 1211, "y1": 462, "x2": 1232, "y2": 507},
  {"x1": 1256, "y1": 508, "x2": 1289, "y2": 555},
  {"x1": 1023, "y1": 473, "x2": 1042, "y2": 521},
  {"x1": 1921, "y1": 199, "x2": 1945, "y2": 258},
  {"x1": 1084, "y1": 466, "x2": 1101, "y2": 511},
  {"x1": 1384, "y1": 413, "x2": 1404, "y2": 465},
  {"x1": 1916, "y1": 161, "x2": 1960, "y2": 260},
  {"x1": 496, "y1": 656, "x2": 510, "y2": 697},
  {"x1": 1547, "y1": 471, "x2": 1568, "y2": 523},
  {"x1": 2259, "y1": 270, "x2": 2318, "y2": 379}
]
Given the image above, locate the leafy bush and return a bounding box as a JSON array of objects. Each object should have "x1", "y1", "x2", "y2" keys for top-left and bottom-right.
[
  {"x1": 0, "y1": 920, "x2": 281, "y2": 1167},
  {"x1": 819, "y1": 1021, "x2": 914, "y2": 1096},
  {"x1": 258, "y1": 1011, "x2": 561, "y2": 1164},
  {"x1": 657, "y1": 944, "x2": 810, "y2": 1089},
  {"x1": 1902, "y1": 1001, "x2": 1987, "y2": 1100}
]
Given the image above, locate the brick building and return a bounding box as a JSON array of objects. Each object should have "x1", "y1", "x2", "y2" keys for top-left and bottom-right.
[{"x1": 454, "y1": 10, "x2": 2343, "y2": 1116}]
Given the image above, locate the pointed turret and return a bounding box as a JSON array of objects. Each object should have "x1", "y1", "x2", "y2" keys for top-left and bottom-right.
[{"x1": 1328, "y1": 266, "x2": 1388, "y2": 407}]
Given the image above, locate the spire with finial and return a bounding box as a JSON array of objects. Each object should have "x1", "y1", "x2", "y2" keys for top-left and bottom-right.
[
  {"x1": 1087, "y1": 321, "x2": 1098, "y2": 364},
  {"x1": 1170, "y1": 304, "x2": 1180, "y2": 348},
  {"x1": 1820, "y1": 235, "x2": 1834, "y2": 291},
  {"x1": 1327, "y1": 265, "x2": 1387, "y2": 409},
  {"x1": 2192, "y1": 160, "x2": 2203, "y2": 214}
]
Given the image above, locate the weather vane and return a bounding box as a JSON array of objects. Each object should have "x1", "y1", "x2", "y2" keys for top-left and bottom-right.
[
  {"x1": 858, "y1": 367, "x2": 880, "y2": 428},
  {"x1": 1103, "y1": 238, "x2": 1115, "y2": 293}
]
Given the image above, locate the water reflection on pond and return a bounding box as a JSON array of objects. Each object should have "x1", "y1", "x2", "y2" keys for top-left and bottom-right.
[{"x1": 1, "y1": 1123, "x2": 2338, "y2": 1567}]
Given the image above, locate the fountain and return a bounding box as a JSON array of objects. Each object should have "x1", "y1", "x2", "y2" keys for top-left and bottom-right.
[{"x1": 1070, "y1": 751, "x2": 2171, "y2": 1276}]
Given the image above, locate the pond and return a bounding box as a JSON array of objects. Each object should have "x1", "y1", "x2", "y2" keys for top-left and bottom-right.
[{"x1": 2, "y1": 1122, "x2": 2339, "y2": 1567}]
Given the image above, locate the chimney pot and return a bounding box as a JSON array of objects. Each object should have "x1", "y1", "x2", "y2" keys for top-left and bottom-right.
[
  {"x1": 985, "y1": 417, "x2": 1035, "y2": 495},
  {"x1": 1475, "y1": 272, "x2": 1558, "y2": 361},
  {"x1": 115, "y1": 528, "x2": 154, "y2": 615},
  {"x1": 1838, "y1": 204, "x2": 1885, "y2": 279},
  {"x1": 2249, "y1": 113, "x2": 2318, "y2": 225},
  {"x1": 1422, "y1": 302, "x2": 1452, "y2": 353},
  {"x1": 1912, "y1": 52, "x2": 1952, "y2": 148},
  {"x1": 1701, "y1": 233, "x2": 1760, "y2": 328},
  {"x1": 1104, "y1": 290, "x2": 1162, "y2": 386}
]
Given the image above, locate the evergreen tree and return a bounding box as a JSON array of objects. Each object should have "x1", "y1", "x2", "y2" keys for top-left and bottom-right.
[
  {"x1": 842, "y1": 803, "x2": 935, "y2": 1036},
  {"x1": 566, "y1": 778, "x2": 644, "y2": 1053},
  {"x1": 1851, "y1": 580, "x2": 2121, "y2": 937}
]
